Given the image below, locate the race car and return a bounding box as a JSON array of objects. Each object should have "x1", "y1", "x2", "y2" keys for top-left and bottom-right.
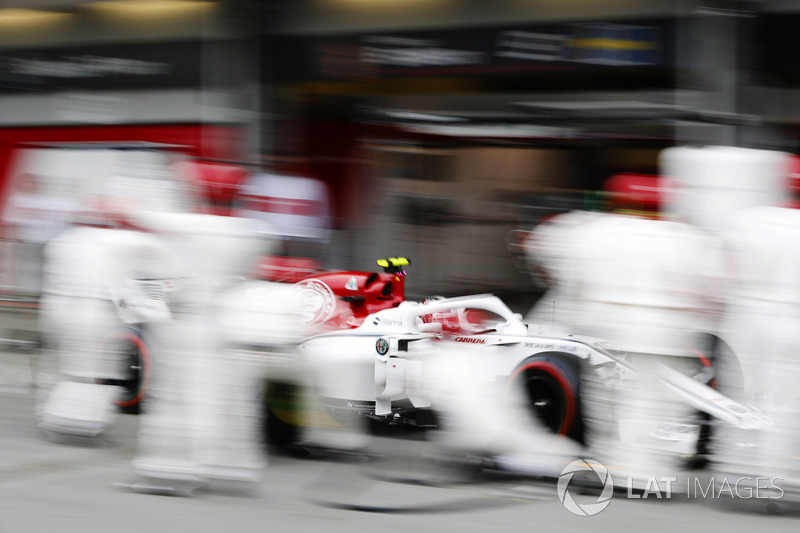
[
  {"x1": 266, "y1": 283, "x2": 766, "y2": 459},
  {"x1": 298, "y1": 293, "x2": 591, "y2": 438}
]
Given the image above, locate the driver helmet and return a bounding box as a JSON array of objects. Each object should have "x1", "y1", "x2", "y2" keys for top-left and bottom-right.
[{"x1": 603, "y1": 173, "x2": 663, "y2": 217}]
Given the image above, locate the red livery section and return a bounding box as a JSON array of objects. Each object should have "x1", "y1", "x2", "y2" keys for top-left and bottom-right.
[
  {"x1": 296, "y1": 269, "x2": 406, "y2": 329},
  {"x1": 254, "y1": 256, "x2": 408, "y2": 330}
]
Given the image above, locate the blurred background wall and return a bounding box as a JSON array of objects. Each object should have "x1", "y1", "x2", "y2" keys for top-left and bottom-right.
[{"x1": 0, "y1": 0, "x2": 799, "y2": 300}]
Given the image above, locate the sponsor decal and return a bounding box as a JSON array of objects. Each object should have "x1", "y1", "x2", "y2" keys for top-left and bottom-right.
[
  {"x1": 374, "y1": 317, "x2": 403, "y2": 327},
  {"x1": 376, "y1": 338, "x2": 390, "y2": 355},
  {"x1": 345, "y1": 276, "x2": 358, "y2": 291},
  {"x1": 524, "y1": 342, "x2": 577, "y2": 352},
  {"x1": 346, "y1": 401, "x2": 375, "y2": 410},
  {"x1": 454, "y1": 337, "x2": 486, "y2": 344}
]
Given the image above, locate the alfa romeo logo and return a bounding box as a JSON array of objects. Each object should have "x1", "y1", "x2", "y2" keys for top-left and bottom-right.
[
  {"x1": 557, "y1": 459, "x2": 614, "y2": 516},
  {"x1": 375, "y1": 338, "x2": 389, "y2": 356}
]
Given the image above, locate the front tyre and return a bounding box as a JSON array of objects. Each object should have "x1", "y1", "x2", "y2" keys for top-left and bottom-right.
[
  {"x1": 96, "y1": 328, "x2": 151, "y2": 415},
  {"x1": 262, "y1": 381, "x2": 304, "y2": 450}
]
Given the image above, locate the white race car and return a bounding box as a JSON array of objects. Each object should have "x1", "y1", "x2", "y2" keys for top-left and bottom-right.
[{"x1": 286, "y1": 292, "x2": 766, "y2": 458}]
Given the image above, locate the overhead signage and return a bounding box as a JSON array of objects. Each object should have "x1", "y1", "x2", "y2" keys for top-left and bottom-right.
[
  {"x1": 0, "y1": 41, "x2": 209, "y2": 92},
  {"x1": 289, "y1": 19, "x2": 675, "y2": 83}
]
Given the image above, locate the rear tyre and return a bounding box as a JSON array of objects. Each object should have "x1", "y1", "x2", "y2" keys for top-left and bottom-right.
[{"x1": 509, "y1": 353, "x2": 583, "y2": 443}]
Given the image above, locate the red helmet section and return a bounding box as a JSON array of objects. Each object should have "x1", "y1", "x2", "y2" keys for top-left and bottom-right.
[{"x1": 603, "y1": 173, "x2": 662, "y2": 213}]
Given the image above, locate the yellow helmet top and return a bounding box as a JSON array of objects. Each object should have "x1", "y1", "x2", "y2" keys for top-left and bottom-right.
[{"x1": 377, "y1": 257, "x2": 410, "y2": 269}]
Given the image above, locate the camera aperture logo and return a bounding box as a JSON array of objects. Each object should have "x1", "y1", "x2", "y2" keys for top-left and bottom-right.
[
  {"x1": 557, "y1": 459, "x2": 785, "y2": 516},
  {"x1": 557, "y1": 459, "x2": 614, "y2": 517}
]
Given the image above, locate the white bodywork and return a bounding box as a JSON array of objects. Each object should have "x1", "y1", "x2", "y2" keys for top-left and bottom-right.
[{"x1": 296, "y1": 293, "x2": 765, "y2": 439}]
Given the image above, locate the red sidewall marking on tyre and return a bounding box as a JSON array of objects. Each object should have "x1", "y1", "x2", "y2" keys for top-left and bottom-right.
[
  {"x1": 510, "y1": 360, "x2": 577, "y2": 437},
  {"x1": 691, "y1": 348, "x2": 713, "y2": 368},
  {"x1": 691, "y1": 348, "x2": 717, "y2": 389},
  {"x1": 97, "y1": 331, "x2": 151, "y2": 407}
]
